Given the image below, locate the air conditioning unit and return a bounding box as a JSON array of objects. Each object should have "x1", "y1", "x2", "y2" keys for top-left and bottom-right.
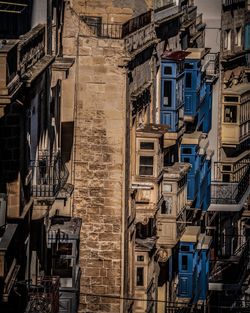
[{"x1": 0, "y1": 194, "x2": 7, "y2": 228}]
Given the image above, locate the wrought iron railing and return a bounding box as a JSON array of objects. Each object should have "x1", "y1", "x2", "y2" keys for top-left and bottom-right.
[
  {"x1": 154, "y1": 0, "x2": 175, "y2": 11},
  {"x1": 82, "y1": 11, "x2": 152, "y2": 39},
  {"x1": 122, "y1": 11, "x2": 152, "y2": 37},
  {"x1": 31, "y1": 153, "x2": 69, "y2": 198},
  {"x1": 211, "y1": 163, "x2": 250, "y2": 204},
  {"x1": 209, "y1": 240, "x2": 249, "y2": 284}
]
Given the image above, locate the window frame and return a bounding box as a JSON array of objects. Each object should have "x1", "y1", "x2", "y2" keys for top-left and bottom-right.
[
  {"x1": 162, "y1": 79, "x2": 173, "y2": 107},
  {"x1": 136, "y1": 139, "x2": 158, "y2": 177},
  {"x1": 224, "y1": 105, "x2": 238, "y2": 123}
]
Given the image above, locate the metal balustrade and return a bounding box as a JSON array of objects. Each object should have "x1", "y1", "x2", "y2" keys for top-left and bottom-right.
[{"x1": 211, "y1": 163, "x2": 250, "y2": 205}]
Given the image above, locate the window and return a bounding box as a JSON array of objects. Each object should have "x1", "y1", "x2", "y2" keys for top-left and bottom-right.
[
  {"x1": 222, "y1": 174, "x2": 230, "y2": 182},
  {"x1": 136, "y1": 267, "x2": 144, "y2": 286},
  {"x1": 164, "y1": 66, "x2": 172, "y2": 75},
  {"x1": 181, "y1": 245, "x2": 190, "y2": 252},
  {"x1": 224, "y1": 96, "x2": 238, "y2": 103},
  {"x1": 163, "y1": 80, "x2": 172, "y2": 106},
  {"x1": 185, "y1": 72, "x2": 192, "y2": 88},
  {"x1": 224, "y1": 29, "x2": 231, "y2": 50},
  {"x1": 182, "y1": 255, "x2": 188, "y2": 271},
  {"x1": 235, "y1": 27, "x2": 242, "y2": 46},
  {"x1": 161, "y1": 201, "x2": 168, "y2": 214},
  {"x1": 222, "y1": 165, "x2": 231, "y2": 171},
  {"x1": 162, "y1": 183, "x2": 172, "y2": 192},
  {"x1": 182, "y1": 148, "x2": 192, "y2": 154},
  {"x1": 137, "y1": 255, "x2": 144, "y2": 262},
  {"x1": 185, "y1": 63, "x2": 193, "y2": 69},
  {"x1": 140, "y1": 142, "x2": 154, "y2": 150},
  {"x1": 139, "y1": 156, "x2": 154, "y2": 176},
  {"x1": 245, "y1": 24, "x2": 250, "y2": 50},
  {"x1": 224, "y1": 106, "x2": 237, "y2": 123}
]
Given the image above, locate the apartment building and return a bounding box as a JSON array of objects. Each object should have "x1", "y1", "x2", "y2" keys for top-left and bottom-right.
[
  {"x1": 195, "y1": 0, "x2": 250, "y2": 311},
  {"x1": 60, "y1": 1, "x2": 215, "y2": 312},
  {"x1": 0, "y1": 1, "x2": 80, "y2": 313}
]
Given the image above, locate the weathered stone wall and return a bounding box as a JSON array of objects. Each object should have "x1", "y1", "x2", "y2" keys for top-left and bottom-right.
[
  {"x1": 71, "y1": 0, "x2": 153, "y2": 23},
  {"x1": 63, "y1": 5, "x2": 127, "y2": 312}
]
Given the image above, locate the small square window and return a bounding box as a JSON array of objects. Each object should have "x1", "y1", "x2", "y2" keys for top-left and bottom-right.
[
  {"x1": 140, "y1": 142, "x2": 154, "y2": 150},
  {"x1": 137, "y1": 255, "x2": 144, "y2": 262},
  {"x1": 164, "y1": 66, "x2": 172, "y2": 75},
  {"x1": 182, "y1": 148, "x2": 192, "y2": 154}
]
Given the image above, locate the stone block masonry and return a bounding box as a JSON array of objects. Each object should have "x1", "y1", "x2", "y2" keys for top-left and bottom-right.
[{"x1": 67, "y1": 31, "x2": 127, "y2": 312}]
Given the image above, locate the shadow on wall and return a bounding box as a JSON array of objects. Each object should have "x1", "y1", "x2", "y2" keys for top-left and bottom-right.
[
  {"x1": 61, "y1": 121, "x2": 74, "y2": 163},
  {"x1": 0, "y1": 102, "x2": 24, "y2": 192}
]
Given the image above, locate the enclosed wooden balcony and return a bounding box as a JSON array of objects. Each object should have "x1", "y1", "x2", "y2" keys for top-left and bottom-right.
[{"x1": 221, "y1": 83, "x2": 250, "y2": 147}]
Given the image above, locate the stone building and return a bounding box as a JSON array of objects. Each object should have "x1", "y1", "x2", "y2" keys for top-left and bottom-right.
[
  {"x1": 0, "y1": 1, "x2": 79, "y2": 312},
  {"x1": 195, "y1": 0, "x2": 250, "y2": 310},
  {"x1": 61, "y1": 1, "x2": 209, "y2": 312}
]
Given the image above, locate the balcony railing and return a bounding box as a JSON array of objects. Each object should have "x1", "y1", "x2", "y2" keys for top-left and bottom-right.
[
  {"x1": 82, "y1": 11, "x2": 152, "y2": 39},
  {"x1": 31, "y1": 153, "x2": 69, "y2": 198},
  {"x1": 211, "y1": 163, "x2": 250, "y2": 205},
  {"x1": 209, "y1": 241, "x2": 249, "y2": 286},
  {"x1": 18, "y1": 24, "x2": 46, "y2": 77},
  {"x1": 223, "y1": 0, "x2": 245, "y2": 7}
]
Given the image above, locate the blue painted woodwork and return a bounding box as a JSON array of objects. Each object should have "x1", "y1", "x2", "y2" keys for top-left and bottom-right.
[
  {"x1": 180, "y1": 144, "x2": 211, "y2": 211},
  {"x1": 160, "y1": 55, "x2": 185, "y2": 132},
  {"x1": 184, "y1": 59, "x2": 202, "y2": 118},
  {"x1": 245, "y1": 24, "x2": 250, "y2": 50},
  {"x1": 178, "y1": 231, "x2": 211, "y2": 303}
]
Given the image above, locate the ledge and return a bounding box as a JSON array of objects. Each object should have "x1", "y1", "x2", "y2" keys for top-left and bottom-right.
[{"x1": 22, "y1": 55, "x2": 55, "y2": 87}]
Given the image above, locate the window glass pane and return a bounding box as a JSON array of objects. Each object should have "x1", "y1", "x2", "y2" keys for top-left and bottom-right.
[
  {"x1": 139, "y1": 156, "x2": 154, "y2": 176},
  {"x1": 140, "y1": 142, "x2": 154, "y2": 150},
  {"x1": 182, "y1": 255, "x2": 188, "y2": 270},
  {"x1": 185, "y1": 72, "x2": 192, "y2": 88},
  {"x1": 163, "y1": 80, "x2": 172, "y2": 106},
  {"x1": 182, "y1": 148, "x2": 192, "y2": 154},
  {"x1": 136, "y1": 267, "x2": 144, "y2": 286},
  {"x1": 222, "y1": 174, "x2": 230, "y2": 182},
  {"x1": 164, "y1": 66, "x2": 172, "y2": 75},
  {"x1": 185, "y1": 63, "x2": 193, "y2": 69},
  {"x1": 137, "y1": 255, "x2": 144, "y2": 262},
  {"x1": 161, "y1": 201, "x2": 168, "y2": 214},
  {"x1": 181, "y1": 245, "x2": 190, "y2": 252},
  {"x1": 224, "y1": 106, "x2": 237, "y2": 123},
  {"x1": 224, "y1": 96, "x2": 238, "y2": 103},
  {"x1": 52, "y1": 258, "x2": 72, "y2": 278},
  {"x1": 52, "y1": 243, "x2": 73, "y2": 255}
]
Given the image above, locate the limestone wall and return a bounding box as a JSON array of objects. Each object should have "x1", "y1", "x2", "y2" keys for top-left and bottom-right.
[
  {"x1": 63, "y1": 6, "x2": 128, "y2": 311},
  {"x1": 71, "y1": 0, "x2": 153, "y2": 23}
]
